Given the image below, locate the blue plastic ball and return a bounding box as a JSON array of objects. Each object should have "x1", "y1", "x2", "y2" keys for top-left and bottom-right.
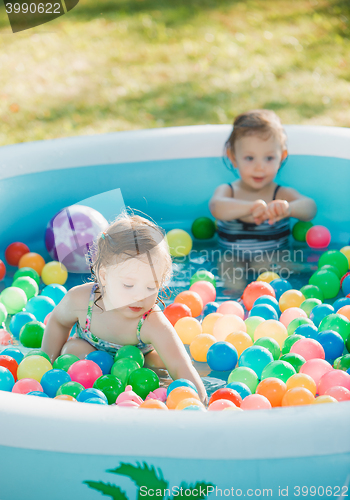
[
  {"x1": 1, "y1": 347, "x2": 24, "y2": 364},
  {"x1": 294, "y1": 324, "x2": 319, "y2": 340},
  {"x1": 25, "y1": 296, "x2": 56, "y2": 323},
  {"x1": 167, "y1": 378, "x2": 198, "y2": 397},
  {"x1": 77, "y1": 388, "x2": 108, "y2": 403},
  {"x1": 253, "y1": 295, "x2": 280, "y2": 316},
  {"x1": 40, "y1": 369, "x2": 71, "y2": 398},
  {"x1": 41, "y1": 284, "x2": 67, "y2": 305},
  {"x1": 249, "y1": 304, "x2": 278, "y2": 321},
  {"x1": 342, "y1": 275, "x2": 350, "y2": 296},
  {"x1": 207, "y1": 342, "x2": 238, "y2": 372},
  {"x1": 9, "y1": 311, "x2": 36, "y2": 338},
  {"x1": 309, "y1": 304, "x2": 335, "y2": 327},
  {"x1": 84, "y1": 397, "x2": 108, "y2": 405},
  {"x1": 183, "y1": 405, "x2": 206, "y2": 411},
  {"x1": 86, "y1": 350, "x2": 114, "y2": 375},
  {"x1": 27, "y1": 391, "x2": 49, "y2": 398},
  {"x1": 317, "y1": 330, "x2": 344, "y2": 361},
  {"x1": 270, "y1": 279, "x2": 292, "y2": 301},
  {"x1": 226, "y1": 381, "x2": 251, "y2": 399},
  {"x1": 0, "y1": 366, "x2": 15, "y2": 391},
  {"x1": 202, "y1": 302, "x2": 219, "y2": 317},
  {"x1": 333, "y1": 297, "x2": 350, "y2": 312},
  {"x1": 238, "y1": 346, "x2": 274, "y2": 379}
]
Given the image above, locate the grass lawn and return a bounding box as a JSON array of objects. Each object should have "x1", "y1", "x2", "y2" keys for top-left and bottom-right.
[{"x1": 0, "y1": 0, "x2": 349, "y2": 146}]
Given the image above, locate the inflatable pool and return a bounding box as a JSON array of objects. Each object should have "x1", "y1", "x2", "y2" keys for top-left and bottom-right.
[{"x1": 0, "y1": 125, "x2": 350, "y2": 500}]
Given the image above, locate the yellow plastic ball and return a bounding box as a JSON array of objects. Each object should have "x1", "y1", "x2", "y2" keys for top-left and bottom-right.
[
  {"x1": 212, "y1": 314, "x2": 246, "y2": 342},
  {"x1": 279, "y1": 289, "x2": 305, "y2": 312},
  {"x1": 17, "y1": 355, "x2": 53, "y2": 382},
  {"x1": 174, "y1": 317, "x2": 202, "y2": 344},
  {"x1": 244, "y1": 316, "x2": 265, "y2": 341},
  {"x1": 201, "y1": 313, "x2": 223, "y2": 335},
  {"x1": 225, "y1": 331, "x2": 253, "y2": 357},
  {"x1": 254, "y1": 319, "x2": 287, "y2": 348},
  {"x1": 41, "y1": 261, "x2": 68, "y2": 285},
  {"x1": 190, "y1": 333, "x2": 216, "y2": 362},
  {"x1": 175, "y1": 398, "x2": 205, "y2": 410},
  {"x1": 256, "y1": 272, "x2": 280, "y2": 283},
  {"x1": 286, "y1": 373, "x2": 317, "y2": 396},
  {"x1": 313, "y1": 395, "x2": 338, "y2": 404},
  {"x1": 166, "y1": 229, "x2": 193, "y2": 257},
  {"x1": 340, "y1": 246, "x2": 350, "y2": 269}
]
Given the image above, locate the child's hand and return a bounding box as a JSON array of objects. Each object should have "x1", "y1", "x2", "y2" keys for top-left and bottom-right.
[
  {"x1": 250, "y1": 199, "x2": 268, "y2": 225},
  {"x1": 266, "y1": 200, "x2": 291, "y2": 225}
]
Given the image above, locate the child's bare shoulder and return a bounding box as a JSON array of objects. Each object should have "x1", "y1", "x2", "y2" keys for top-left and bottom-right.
[
  {"x1": 143, "y1": 305, "x2": 173, "y2": 336},
  {"x1": 277, "y1": 186, "x2": 304, "y2": 201}
]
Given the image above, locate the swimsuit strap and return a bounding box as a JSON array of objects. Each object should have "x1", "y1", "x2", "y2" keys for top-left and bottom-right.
[
  {"x1": 136, "y1": 307, "x2": 153, "y2": 342},
  {"x1": 273, "y1": 184, "x2": 281, "y2": 200},
  {"x1": 83, "y1": 283, "x2": 98, "y2": 333}
]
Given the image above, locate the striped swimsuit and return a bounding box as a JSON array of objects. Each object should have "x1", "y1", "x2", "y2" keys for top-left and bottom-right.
[
  {"x1": 217, "y1": 184, "x2": 290, "y2": 253},
  {"x1": 75, "y1": 283, "x2": 154, "y2": 355}
]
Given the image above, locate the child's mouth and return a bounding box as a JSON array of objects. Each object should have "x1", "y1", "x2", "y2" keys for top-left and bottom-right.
[
  {"x1": 252, "y1": 177, "x2": 265, "y2": 183},
  {"x1": 129, "y1": 306, "x2": 142, "y2": 312}
]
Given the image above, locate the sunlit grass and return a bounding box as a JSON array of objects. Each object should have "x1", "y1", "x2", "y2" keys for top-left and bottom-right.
[{"x1": 0, "y1": 0, "x2": 349, "y2": 146}]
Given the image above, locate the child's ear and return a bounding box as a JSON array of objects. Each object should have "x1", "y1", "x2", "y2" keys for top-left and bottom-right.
[{"x1": 226, "y1": 148, "x2": 237, "y2": 168}]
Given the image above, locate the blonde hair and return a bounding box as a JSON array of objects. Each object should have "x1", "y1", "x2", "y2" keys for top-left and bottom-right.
[{"x1": 88, "y1": 211, "x2": 172, "y2": 308}]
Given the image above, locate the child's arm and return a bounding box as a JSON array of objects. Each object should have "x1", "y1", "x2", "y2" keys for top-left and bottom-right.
[
  {"x1": 209, "y1": 184, "x2": 266, "y2": 223},
  {"x1": 266, "y1": 187, "x2": 317, "y2": 224},
  {"x1": 41, "y1": 287, "x2": 80, "y2": 364},
  {"x1": 143, "y1": 311, "x2": 208, "y2": 404}
]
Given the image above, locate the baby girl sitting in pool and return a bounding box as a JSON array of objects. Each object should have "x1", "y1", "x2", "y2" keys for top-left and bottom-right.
[
  {"x1": 210, "y1": 109, "x2": 317, "y2": 253},
  {"x1": 42, "y1": 212, "x2": 207, "y2": 403}
]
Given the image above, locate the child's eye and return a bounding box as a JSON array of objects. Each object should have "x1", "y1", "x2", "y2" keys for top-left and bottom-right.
[
  {"x1": 123, "y1": 284, "x2": 134, "y2": 288},
  {"x1": 147, "y1": 287, "x2": 156, "y2": 291},
  {"x1": 266, "y1": 156, "x2": 275, "y2": 161},
  {"x1": 245, "y1": 156, "x2": 254, "y2": 161}
]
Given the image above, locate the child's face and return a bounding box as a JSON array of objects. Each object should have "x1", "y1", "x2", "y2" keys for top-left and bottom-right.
[
  {"x1": 229, "y1": 134, "x2": 285, "y2": 190},
  {"x1": 99, "y1": 250, "x2": 164, "y2": 315}
]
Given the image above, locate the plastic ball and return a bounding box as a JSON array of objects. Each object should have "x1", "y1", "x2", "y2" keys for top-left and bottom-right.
[
  {"x1": 53, "y1": 354, "x2": 80, "y2": 372},
  {"x1": 294, "y1": 323, "x2": 318, "y2": 340},
  {"x1": 254, "y1": 337, "x2": 280, "y2": 360},
  {"x1": 240, "y1": 394, "x2": 272, "y2": 410},
  {"x1": 340, "y1": 245, "x2": 350, "y2": 268},
  {"x1": 174, "y1": 317, "x2": 202, "y2": 344},
  {"x1": 5, "y1": 242, "x2": 30, "y2": 266},
  {"x1": 280, "y1": 353, "x2": 305, "y2": 373},
  {"x1": 77, "y1": 388, "x2": 108, "y2": 404},
  {"x1": 300, "y1": 298, "x2": 322, "y2": 317},
  {"x1": 175, "y1": 398, "x2": 203, "y2": 410},
  {"x1": 282, "y1": 334, "x2": 303, "y2": 355},
  {"x1": 279, "y1": 290, "x2": 305, "y2": 312},
  {"x1": 128, "y1": 368, "x2": 159, "y2": 400},
  {"x1": 40, "y1": 284, "x2": 67, "y2": 305},
  {"x1": 244, "y1": 316, "x2": 265, "y2": 341},
  {"x1": 190, "y1": 270, "x2": 216, "y2": 288},
  {"x1": 306, "y1": 226, "x2": 331, "y2": 249},
  {"x1": 202, "y1": 302, "x2": 219, "y2": 317},
  {"x1": 25, "y1": 296, "x2": 55, "y2": 323},
  {"x1": 13, "y1": 267, "x2": 40, "y2": 286},
  {"x1": 0, "y1": 260, "x2": 5, "y2": 281},
  {"x1": 299, "y1": 358, "x2": 333, "y2": 386},
  {"x1": 163, "y1": 303, "x2": 191, "y2": 326},
  {"x1": 342, "y1": 275, "x2": 350, "y2": 296},
  {"x1": 309, "y1": 304, "x2": 334, "y2": 327},
  {"x1": 287, "y1": 317, "x2": 314, "y2": 336},
  {"x1": 0, "y1": 366, "x2": 15, "y2": 391},
  {"x1": 253, "y1": 295, "x2": 280, "y2": 316},
  {"x1": 254, "y1": 319, "x2": 288, "y2": 348},
  {"x1": 261, "y1": 360, "x2": 296, "y2": 383},
  {"x1": 19, "y1": 321, "x2": 45, "y2": 348},
  {"x1": 0, "y1": 329, "x2": 12, "y2": 346},
  {"x1": 12, "y1": 277, "x2": 38, "y2": 300},
  {"x1": 292, "y1": 221, "x2": 313, "y2": 241},
  {"x1": 320, "y1": 264, "x2": 341, "y2": 279},
  {"x1": 242, "y1": 281, "x2": 275, "y2": 311},
  {"x1": 249, "y1": 304, "x2": 278, "y2": 321},
  {"x1": 40, "y1": 368, "x2": 71, "y2": 397},
  {"x1": 166, "y1": 386, "x2": 200, "y2": 409},
  {"x1": 83, "y1": 397, "x2": 108, "y2": 405},
  {"x1": 318, "y1": 370, "x2": 350, "y2": 394},
  {"x1": 183, "y1": 405, "x2": 206, "y2": 411},
  {"x1": 309, "y1": 269, "x2": 340, "y2": 300},
  {"x1": 0, "y1": 348, "x2": 23, "y2": 365},
  {"x1": 12, "y1": 378, "x2": 43, "y2": 394},
  {"x1": 335, "y1": 304, "x2": 350, "y2": 319},
  {"x1": 256, "y1": 377, "x2": 287, "y2": 407},
  {"x1": 318, "y1": 313, "x2": 350, "y2": 342},
  {"x1": 41, "y1": 262, "x2": 68, "y2": 286},
  {"x1": 212, "y1": 314, "x2": 246, "y2": 341},
  {"x1": 167, "y1": 379, "x2": 198, "y2": 397},
  {"x1": 208, "y1": 388, "x2": 242, "y2": 407},
  {"x1": 0, "y1": 355, "x2": 18, "y2": 380},
  {"x1": 114, "y1": 345, "x2": 144, "y2": 368},
  {"x1": 313, "y1": 395, "x2": 337, "y2": 404},
  {"x1": 17, "y1": 355, "x2": 52, "y2": 382},
  {"x1": 226, "y1": 381, "x2": 251, "y2": 399},
  {"x1": 227, "y1": 367, "x2": 259, "y2": 393},
  {"x1": 18, "y1": 252, "x2": 45, "y2": 275},
  {"x1": 208, "y1": 399, "x2": 238, "y2": 411},
  {"x1": 29, "y1": 391, "x2": 50, "y2": 398},
  {"x1": 166, "y1": 229, "x2": 192, "y2": 257},
  {"x1": 0, "y1": 303, "x2": 7, "y2": 324},
  {"x1": 174, "y1": 291, "x2": 203, "y2": 317},
  {"x1": 317, "y1": 330, "x2": 344, "y2": 361},
  {"x1": 280, "y1": 307, "x2": 307, "y2": 327},
  {"x1": 24, "y1": 350, "x2": 51, "y2": 363},
  {"x1": 299, "y1": 284, "x2": 324, "y2": 302},
  {"x1": 207, "y1": 341, "x2": 238, "y2": 371},
  {"x1": 139, "y1": 399, "x2": 168, "y2": 410},
  {"x1": 56, "y1": 380, "x2": 85, "y2": 399},
  {"x1": 290, "y1": 338, "x2": 325, "y2": 361},
  {"x1": 335, "y1": 355, "x2": 350, "y2": 371},
  {"x1": 201, "y1": 313, "x2": 223, "y2": 335},
  {"x1": 111, "y1": 358, "x2": 140, "y2": 385},
  {"x1": 286, "y1": 372, "x2": 316, "y2": 395},
  {"x1": 0, "y1": 287, "x2": 27, "y2": 315},
  {"x1": 189, "y1": 333, "x2": 216, "y2": 362},
  {"x1": 86, "y1": 351, "x2": 114, "y2": 375},
  {"x1": 270, "y1": 279, "x2": 292, "y2": 301},
  {"x1": 318, "y1": 250, "x2": 348, "y2": 276},
  {"x1": 217, "y1": 301, "x2": 244, "y2": 319},
  {"x1": 256, "y1": 271, "x2": 280, "y2": 283},
  {"x1": 68, "y1": 360, "x2": 103, "y2": 389},
  {"x1": 238, "y1": 346, "x2": 273, "y2": 379},
  {"x1": 324, "y1": 385, "x2": 350, "y2": 402},
  {"x1": 93, "y1": 374, "x2": 124, "y2": 404},
  {"x1": 45, "y1": 205, "x2": 108, "y2": 273},
  {"x1": 191, "y1": 217, "x2": 216, "y2": 239},
  {"x1": 226, "y1": 331, "x2": 253, "y2": 357},
  {"x1": 340, "y1": 272, "x2": 350, "y2": 287},
  {"x1": 54, "y1": 394, "x2": 77, "y2": 402},
  {"x1": 282, "y1": 387, "x2": 314, "y2": 406}
]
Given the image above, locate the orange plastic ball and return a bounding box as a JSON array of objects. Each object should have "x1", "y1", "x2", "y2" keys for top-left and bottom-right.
[
  {"x1": 18, "y1": 252, "x2": 46, "y2": 275},
  {"x1": 254, "y1": 319, "x2": 287, "y2": 348},
  {"x1": 281, "y1": 387, "x2": 314, "y2": 406},
  {"x1": 139, "y1": 399, "x2": 168, "y2": 410},
  {"x1": 337, "y1": 305, "x2": 350, "y2": 321},
  {"x1": 54, "y1": 394, "x2": 77, "y2": 402},
  {"x1": 201, "y1": 313, "x2": 223, "y2": 335},
  {"x1": 163, "y1": 303, "x2": 192, "y2": 326},
  {"x1": 166, "y1": 386, "x2": 200, "y2": 410},
  {"x1": 256, "y1": 377, "x2": 287, "y2": 407},
  {"x1": 225, "y1": 331, "x2": 253, "y2": 357},
  {"x1": 174, "y1": 291, "x2": 203, "y2": 317},
  {"x1": 286, "y1": 373, "x2": 317, "y2": 396},
  {"x1": 312, "y1": 395, "x2": 338, "y2": 405},
  {"x1": 242, "y1": 281, "x2": 275, "y2": 311},
  {"x1": 175, "y1": 398, "x2": 205, "y2": 410},
  {"x1": 212, "y1": 314, "x2": 246, "y2": 342},
  {"x1": 279, "y1": 290, "x2": 305, "y2": 312},
  {"x1": 189, "y1": 333, "x2": 216, "y2": 362},
  {"x1": 174, "y1": 317, "x2": 202, "y2": 344}
]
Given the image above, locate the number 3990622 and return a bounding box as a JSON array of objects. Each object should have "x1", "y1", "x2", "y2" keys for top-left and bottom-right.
[{"x1": 5, "y1": 3, "x2": 62, "y2": 14}]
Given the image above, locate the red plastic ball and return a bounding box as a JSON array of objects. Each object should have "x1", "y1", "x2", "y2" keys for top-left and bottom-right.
[
  {"x1": 0, "y1": 355, "x2": 19, "y2": 381},
  {"x1": 306, "y1": 226, "x2": 331, "y2": 249},
  {"x1": 242, "y1": 281, "x2": 275, "y2": 311},
  {"x1": 5, "y1": 242, "x2": 30, "y2": 267},
  {"x1": 208, "y1": 388, "x2": 242, "y2": 407},
  {"x1": 0, "y1": 260, "x2": 6, "y2": 281},
  {"x1": 163, "y1": 303, "x2": 192, "y2": 326}
]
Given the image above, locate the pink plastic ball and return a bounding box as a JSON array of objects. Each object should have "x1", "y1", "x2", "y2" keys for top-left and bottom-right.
[
  {"x1": 189, "y1": 281, "x2": 216, "y2": 306},
  {"x1": 208, "y1": 399, "x2": 238, "y2": 411},
  {"x1": 324, "y1": 386, "x2": 350, "y2": 402},
  {"x1": 12, "y1": 378, "x2": 43, "y2": 394},
  {"x1": 290, "y1": 338, "x2": 325, "y2": 361},
  {"x1": 306, "y1": 226, "x2": 331, "y2": 249},
  {"x1": 44, "y1": 313, "x2": 51, "y2": 325},
  {"x1": 240, "y1": 394, "x2": 272, "y2": 410},
  {"x1": 68, "y1": 360, "x2": 103, "y2": 389},
  {"x1": 299, "y1": 359, "x2": 333, "y2": 386},
  {"x1": 217, "y1": 301, "x2": 244, "y2": 320},
  {"x1": 0, "y1": 329, "x2": 13, "y2": 346},
  {"x1": 318, "y1": 370, "x2": 350, "y2": 395},
  {"x1": 279, "y1": 307, "x2": 307, "y2": 327}
]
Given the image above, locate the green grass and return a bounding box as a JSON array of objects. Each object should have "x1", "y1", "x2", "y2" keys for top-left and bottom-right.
[{"x1": 0, "y1": 0, "x2": 349, "y2": 146}]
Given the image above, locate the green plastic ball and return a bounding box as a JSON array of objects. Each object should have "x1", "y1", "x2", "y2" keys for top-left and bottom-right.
[
  {"x1": 13, "y1": 267, "x2": 40, "y2": 286},
  {"x1": 190, "y1": 270, "x2": 216, "y2": 289},
  {"x1": 53, "y1": 353, "x2": 80, "y2": 372},
  {"x1": 346, "y1": 333, "x2": 350, "y2": 353},
  {"x1": 337, "y1": 354, "x2": 350, "y2": 371},
  {"x1": 254, "y1": 337, "x2": 280, "y2": 360},
  {"x1": 19, "y1": 320, "x2": 45, "y2": 348},
  {"x1": 309, "y1": 269, "x2": 340, "y2": 299},
  {"x1": 299, "y1": 285, "x2": 324, "y2": 302},
  {"x1": 282, "y1": 334, "x2": 303, "y2": 355},
  {"x1": 318, "y1": 250, "x2": 348, "y2": 277},
  {"x1": 287, "y1": 317, "x2": 314, "y2": 336},
  {"x1": 127, "y1": 368, "x2": 159, "y2": 399},
  {"x1": 292, "y1": 221, "x2": 313, "y2": 242},
  {"x1": 227, "y1": 366, "x2": 259, "y2": 393},
  {"x1": 114, "y1": 345, "x2": 144, "y2": 368},
  {"x1": 24, "y1": 349, "x2": 51, "y2": 362},
  {"x1": 261, "y1": 360, "x2": 296, "y2": 382},
  {"x1": 300, "y1": 298, "x2": 322, "y2": 317},
  {"x1": 111, "y1": 358, "x2": 140, "y2": 385},
  {"x1": 12, "y1": 277, "x2": 39, "y2": 300},
  {"x1": 0, "y1": 287, "x2": 27, "y2": 314},
  {"x1": 0, "y1": 303, "x2": 8, "y2": 324},
  {"x1": 93, "y1": 374, "x2": 125, "y2": 404},
  {"x1": 280, "y1": 353, "x2": 306, "y2": 373},
  {"x1": 333, "y1": 357, "x2": 342, "y2": 369},
  {"x1": 56, "y1": 381, "x2": 85, "y2": 399},
  {"x1": 191, "y1": 217, "x2": 216, "y2": 240},
  {"x1": 318, "y1": 313, "x2": 350, "y2": 343},
  {"x1": 320, "y1": 264, "x2": 341, "y2": 279}
]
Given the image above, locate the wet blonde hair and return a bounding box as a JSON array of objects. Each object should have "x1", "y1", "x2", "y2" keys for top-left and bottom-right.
[{"x1": 88, "y1": 211, "x2": 172, "y2": 308}]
